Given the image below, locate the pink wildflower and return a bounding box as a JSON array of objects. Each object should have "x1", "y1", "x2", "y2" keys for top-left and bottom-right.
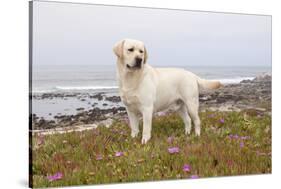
[
  {"x1": 190, "y1": 175, "x2": 199, "y2": 179},
  {"x1": 115, "y1": 151, "x2": 124, "y2": 157},
  {"x1": 168, "y1": 147, "x2": 180, "y2": 154},
  {"x1": 182, "y1": 164, "x2": 191, "y2": 172},
  {"x1": 47, "y1": 172, "x2": 63, "y2": 181},
  {"x1": 240, "y1": 141, "x2": 244, "y2": 148}
]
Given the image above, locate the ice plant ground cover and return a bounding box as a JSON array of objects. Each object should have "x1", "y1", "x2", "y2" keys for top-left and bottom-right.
[{"x1": 31, "y1": 110, "x2": 271, "y2": 188}]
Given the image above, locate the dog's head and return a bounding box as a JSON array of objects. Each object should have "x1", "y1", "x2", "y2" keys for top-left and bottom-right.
[{"x1": 113, "y1": 39, "x2": 148, "y2": 71}]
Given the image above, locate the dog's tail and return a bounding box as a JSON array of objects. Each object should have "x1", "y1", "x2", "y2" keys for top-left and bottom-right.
[{"x1": 196, "y1": 76, "x2": 223, "y2": 90}]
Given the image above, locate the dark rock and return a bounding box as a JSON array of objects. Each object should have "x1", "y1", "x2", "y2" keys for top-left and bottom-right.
[
  {"x1": 91, "y1": 102, "x2": 98, "y2": 107},
  {"x1": 105, "y1": 96, "x2": 121, "y2": 102},
  {"x1": 33, "y1": 117, "x2": 56, "y2": 130},
  {"x1": 216, "y1": 97, "x2": 227, "y2": 103},
  {"x1": 117, "y1": 107, "x2": 126, "y2": 111},
  {"x1": 240, "y1": 79, "x2": 252, "y2": 84},
  {"x1": 89, "y1": 93, "x2": 104, "y2": 101}
]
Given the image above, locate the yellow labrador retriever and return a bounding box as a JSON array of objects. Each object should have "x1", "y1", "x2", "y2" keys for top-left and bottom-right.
[{"x1": 113, "y1": 39, "x2": 222, "y2": 144}]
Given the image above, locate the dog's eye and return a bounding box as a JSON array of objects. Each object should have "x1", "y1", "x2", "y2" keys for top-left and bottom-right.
[
  {"x1": 128, "y1": 48, "x2": 134, "y2": 52},
  {"x1": 139, "y1": 50, "x2": 144, "y2": 53}
]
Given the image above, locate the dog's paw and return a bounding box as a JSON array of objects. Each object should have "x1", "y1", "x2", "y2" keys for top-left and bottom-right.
[
  {"x1": 185, "y1": 129, "x2": 191, "y2": 135},
  {"x1": 195, "y1": 129, "x2": 201, "y2": 137},
  {"x1": 131, "y1": 131, "x2": 139, "y2": 138},
  {"x1": 141, "y1": 134, "x2": 151, "y2": 144}
]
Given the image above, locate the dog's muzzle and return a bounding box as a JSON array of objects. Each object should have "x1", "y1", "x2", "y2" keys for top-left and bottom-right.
[{"x1": 126, "y1": 57, "x2": 143, "y2": 69}]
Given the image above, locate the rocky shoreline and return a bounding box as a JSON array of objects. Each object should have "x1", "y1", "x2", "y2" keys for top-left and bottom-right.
[
  {"x1": 199, "y1": 73, "x2": 271, "y2": 112},
  {"x1": 31, "y1": 74, "x2": 271, "y2": 131}
]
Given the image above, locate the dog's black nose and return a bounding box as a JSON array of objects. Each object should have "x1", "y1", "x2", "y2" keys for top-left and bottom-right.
[{"x1": 135, "y1": 57, "x2": 142, "y2": 67}]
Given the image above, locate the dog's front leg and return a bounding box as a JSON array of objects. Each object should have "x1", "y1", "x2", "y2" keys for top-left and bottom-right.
[
  {"x1": 141, "y1": 106, "x2": 153, "y2": 144},
  {"x1": 126, "y1": 109, "x2": 139, "y2": 138}
]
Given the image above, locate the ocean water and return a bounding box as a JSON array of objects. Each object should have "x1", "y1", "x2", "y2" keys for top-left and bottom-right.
[
  {"x1": 32, "y1": 65, "x2": 117, "y2": 94},
  {"x1": 32, "y1": 64, "x2": 270, "y2": 94},
  {"x1": 31, "y1": 64, "x2": 270, "y2": 119}
]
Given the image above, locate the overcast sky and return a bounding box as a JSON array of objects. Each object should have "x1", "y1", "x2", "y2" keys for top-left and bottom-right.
[{"x1": 33, "y1": 1, "x2": 271, "y2": 67}]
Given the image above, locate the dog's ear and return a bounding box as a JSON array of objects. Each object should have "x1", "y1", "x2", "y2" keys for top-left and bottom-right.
[
  {"x1": 113, "y1": 40, "x2": 125, "y2": 58},
  {"x1": 144, "y1": 45, "x2": 148, "y2": 64}
]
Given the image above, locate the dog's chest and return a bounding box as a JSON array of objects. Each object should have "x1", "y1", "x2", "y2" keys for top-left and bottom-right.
[{"x1": 120, "y1": 90, "x2": 140, "y2": 109}]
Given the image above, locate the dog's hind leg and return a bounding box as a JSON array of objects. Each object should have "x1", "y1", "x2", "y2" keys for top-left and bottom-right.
[
  {"x1": 186, "y1": 100, "x2": 201, "y2": 136},
  {"x1": 178, "y1": 105, "x2": 192, "y2": 135},
  {"x1": 182, "y1": 94, "x2": 201, "y2": 136}
]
